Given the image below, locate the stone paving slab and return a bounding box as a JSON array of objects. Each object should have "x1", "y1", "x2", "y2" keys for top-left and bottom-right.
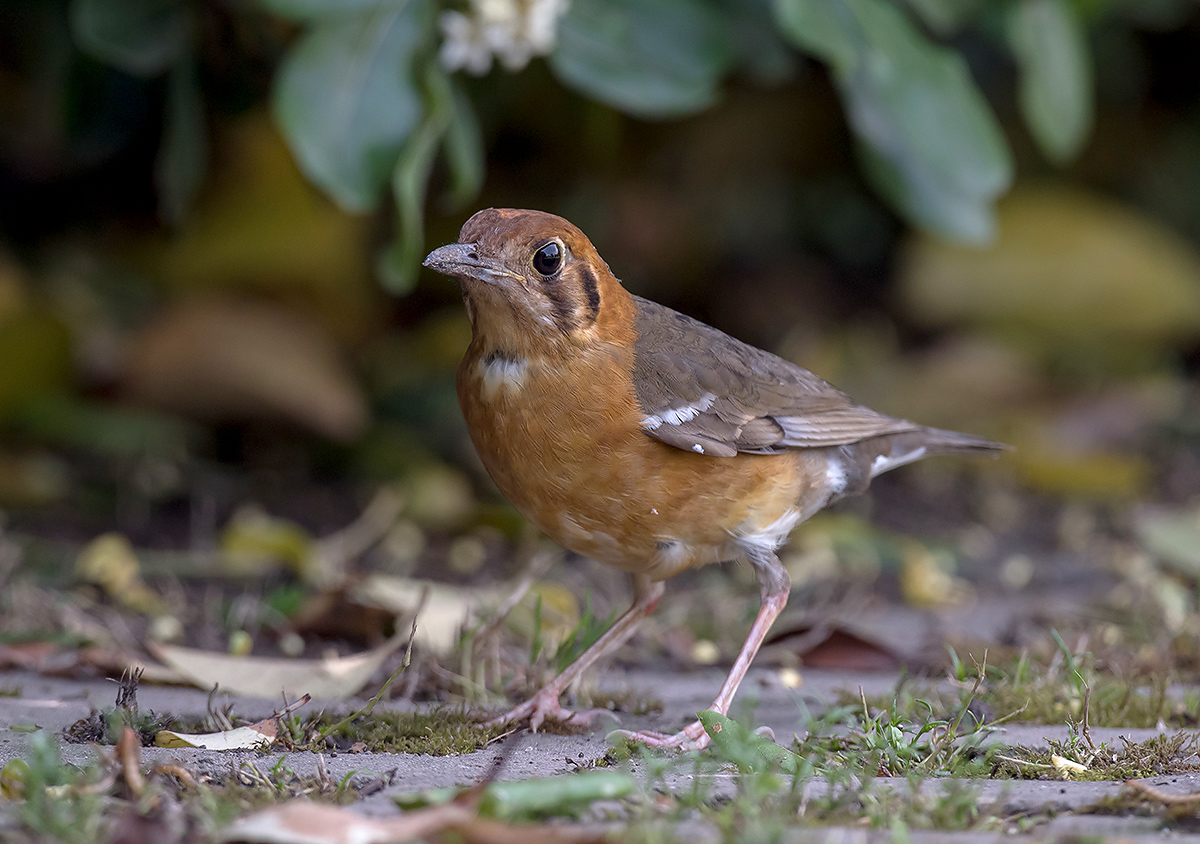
[{"x1": 2, "y1": 666, "x2": 1199, "y2": 841}]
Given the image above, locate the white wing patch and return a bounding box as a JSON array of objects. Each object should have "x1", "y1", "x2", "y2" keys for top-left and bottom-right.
[
  {"x1": 641, "y1": 393, "x2": 716, "y2": 430},
  {"x1": 871, "y1": 446, "x2": 927, "y2": 477},
  {"x1": 477, "y1": 356, "x2": 527, "y2": 399}
]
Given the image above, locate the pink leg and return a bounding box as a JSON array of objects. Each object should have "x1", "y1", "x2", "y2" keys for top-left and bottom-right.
[
  {"x1": 613, "y1": 548, "x2": 790, "y2": 751},
  {"x1": 488, "y1": 575, "x2": 665, "y2": 732}
]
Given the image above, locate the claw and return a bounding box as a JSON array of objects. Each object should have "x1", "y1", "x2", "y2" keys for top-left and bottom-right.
[
  {"x1": 608, "y1": 718, "x2": 711, "y2": 751},
  {"x1": 486, "y1": 689, "x2": 621, "y2": 732}
]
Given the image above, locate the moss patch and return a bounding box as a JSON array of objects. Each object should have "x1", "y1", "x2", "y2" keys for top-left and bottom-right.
[
  {"x1": 993, "y1": 732, "x2": 1200, "y2": 781},
  {"x1": 320, "y1": 708, "x2": 506, "y2": 755}
]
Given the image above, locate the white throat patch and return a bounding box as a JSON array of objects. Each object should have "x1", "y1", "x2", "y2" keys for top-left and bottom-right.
[{"x1": 477, "y1": 355, "x2": 527, "y2": 399}]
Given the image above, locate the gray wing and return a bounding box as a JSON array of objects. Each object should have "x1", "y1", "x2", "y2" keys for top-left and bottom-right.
[{"x1": 631, "y1": 296, "x2": 918, "y2": 458}]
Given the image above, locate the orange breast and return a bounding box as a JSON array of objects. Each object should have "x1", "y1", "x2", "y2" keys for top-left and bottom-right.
[{"x1": 457, "y1": 339, "x2": 829, "y2": 581}]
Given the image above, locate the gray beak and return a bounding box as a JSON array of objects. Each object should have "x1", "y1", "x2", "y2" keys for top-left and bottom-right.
[
  {"x1": 423, "y1": 242, "x2": 523, "y2": 283},
  {"x1": 423, "y1": 242, "x2": 484, "y2": 275}
]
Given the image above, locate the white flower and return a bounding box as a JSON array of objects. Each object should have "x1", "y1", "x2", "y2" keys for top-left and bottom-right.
[
  {"x1": 438, "y1": 10, "x2": 493, "y2": 75},
  {"x1": 438, "y1": 0, "x2": 568, "y2": 76}
]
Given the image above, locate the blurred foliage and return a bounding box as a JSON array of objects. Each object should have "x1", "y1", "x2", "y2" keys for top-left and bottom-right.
[
  {"x1": 4, "y1": 0, "x2": 1200, "y2": 536},
  {"x1": 20, "y1": 0, "x2": 1139, "y2": 285}
]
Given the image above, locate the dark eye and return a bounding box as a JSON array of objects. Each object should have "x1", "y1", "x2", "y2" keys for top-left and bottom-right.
[{"x1": 532, "y1": 241, "x2": 563, "y2": 277}]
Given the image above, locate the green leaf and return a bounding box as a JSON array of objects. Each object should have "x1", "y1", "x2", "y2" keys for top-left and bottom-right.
[
  {"x1": 1007, "y1": 0, "x2": 1093, "y2": 164},
  {"x1": 478, "y1": 771, "x2": 636, "y2": 820},
  {"x1": 378, "y1": 62, "x2": 453, "y2": 295},
  {"x1": 258, "y1": 0, "x2": 394, "y2": 21},
  {"x1": 773, "y1": 0, "x2": 858, "y2": 68},
  {"x1": 394, "y1": 771, "x2": 636, "y2": 819},
  {"x1": 697, "y1": 711, "x2": 805, "y2": 774},
  {"x1": 272, "y1": 0, "x2": 426, "y2": 212},
  {"x1": 549, "y1": 0, "x2": 735, "y2": 119},
  {"x1": 10, "y1": 394, "x2": 197, "y2": 460},
  {"x1": 720, "y1": 0, "x2": 798, "y2": 85},
  {"x1": 903, "y1": 0, "x2": 980, "y2": 34},
  {"x1": 69, "y1": 0, "x2": 191, "y2": 76},
  {"x1": 156, "y1": 59, "x2": 208, "y2": 225},
  {"x1": 775, "y1": 0, "x2": 1013, "y2": 242}
]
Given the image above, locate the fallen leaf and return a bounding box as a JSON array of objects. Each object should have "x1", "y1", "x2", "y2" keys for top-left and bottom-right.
[
  {"x1": 75, "y1": 532, "x2": 167, "y2": 614},
  {"x1": 900, "y1": 541, "x2": 975, "y2": 609},
  {"x1": 220, "y1": 800, "x2": 469, "y2": 844},
  {"x1": 395, "y1": 770, "x2": 636, "y2": 821},
  {"x1": 352, "y1": 575, "x2": 500, "y2": 655},
  {"x1": 765, "y1": 623, "x2": 903, "y2": 671},
  {"x1": 696, "y1": 711, "x2": 803, "y2": 774},
  {"x1": 157, "y1": 695, "x2": 307, "y2": 750},
  {"x1": 1011, "y1": 445, "x2": 1149, "y2": 500},
  {"x1": 0, "y1": 310, "x2": 73, "y2": 419},
  {"x1": 1134, "y1": 505, "x2": 1200, "y2": 579},
  {"x1": 149, "y1": 634, "x2": 404, "y2": 699},
  {"x1": 122, "y1": 298, "x2": 367, "y2": 441},
  {"x1": 156, "y1": 723, "x2": 277, "y2": 751},
  {"x1": 900, "y1": 185, "x2": 1200, "y2": 369},
  {"x1": 220, "y1": 505, "x2": 314, "y2": 577},
  {"x1": 220, "y1": 798, "x2": 612, "y2": 844},
  {"x1": 221, "y1": 489, "x2": 403, "y2": 585},
  {"x1": 289, "y1": 589, "x2": 398, "y2": 648},
  {"x1": 1051, "y1": 754, "x2": 1088, "y2": 778}
]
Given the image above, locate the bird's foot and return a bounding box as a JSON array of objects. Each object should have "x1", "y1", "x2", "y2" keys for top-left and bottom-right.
[
  {"x1": 609, "y1": 717, "x2": 710, "y2": 751},
  {"x1": 486, "y1": 688, "x2": 620, "y2": 732}
]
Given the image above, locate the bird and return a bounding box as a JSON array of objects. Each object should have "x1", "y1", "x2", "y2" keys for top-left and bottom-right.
[{"x1": 423, "y1": 208, "x2": 1006, "y2": 750}]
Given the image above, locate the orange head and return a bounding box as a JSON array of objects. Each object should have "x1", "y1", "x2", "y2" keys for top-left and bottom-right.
[{"x1": 423, "y1": 209, "x2": 632, "y2": 356}]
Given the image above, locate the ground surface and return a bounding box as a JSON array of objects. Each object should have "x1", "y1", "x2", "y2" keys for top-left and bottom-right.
[{"x1": 4, "y1": 663, "x2": 1200, "y2": 842}]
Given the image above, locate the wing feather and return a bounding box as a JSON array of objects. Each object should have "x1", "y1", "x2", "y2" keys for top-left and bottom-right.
[{"x1": 630, "y1": 296, "x2": 917, "y2": 456}]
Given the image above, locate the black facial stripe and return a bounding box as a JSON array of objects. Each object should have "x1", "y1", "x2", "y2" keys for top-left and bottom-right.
[
  {"x1": 580, "y1": 266, "x2": 601, "y2": 323},
  {"x1": 544, "y1": 283, "x2": 575, "y2": 332}
]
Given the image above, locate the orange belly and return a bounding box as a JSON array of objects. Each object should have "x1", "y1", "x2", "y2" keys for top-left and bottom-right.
[{"x1": 457, "y1": 342, "x2": 831, "y2": 580}]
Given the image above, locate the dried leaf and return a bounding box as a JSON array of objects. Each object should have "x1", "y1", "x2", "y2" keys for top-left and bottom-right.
[
  {"x1": 220, "y1": 800, "x2": 471, "y2": 844},
  {"x1": 123, "y1": 298, "x2": 367, "y2": 440},
  {"x1": 149, "y1": 634, "x2": 404, "y2": 699},
  {"x1": 1134, "y1": 505, "x2": 1200, "y2": 579},
  {"x1": 1051, "y1": 754, "x2": 1088, "y2": 777},
  {"x1": 156, "y1": 722, "x2": 276, "y2": 751},
  {"x1": 352, "y1": 575, "x2": 498, "y2": 655},
  {"x1": 765, "y1": 623, "x2": 903, "y2": 671}
]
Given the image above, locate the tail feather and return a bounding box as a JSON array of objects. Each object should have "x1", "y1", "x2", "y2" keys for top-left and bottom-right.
[{"x1": 867, "y1": 426, "x2": 1009, "y2": 479}]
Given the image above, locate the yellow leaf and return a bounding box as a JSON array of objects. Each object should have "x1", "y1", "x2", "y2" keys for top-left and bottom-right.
[
  {"x1": 137, "y1": 112, "x2": 379, "y2": 342},
  {"x1": 1050, "y1": 754, "x2": 1088, "y2": 777},
  {"x1": 76, "y1": 533, "x2": 166, "y2": 614},
  {"x1": 506, "y1": 581, "x2": 581, "y2": 652},
  {"x1": 1012, "y1": 447, "x2": 1148, "y2": 500},
  {"x1": 899, "y1": 541, "x2": 974, "y2": 608},
  {"x1": 0, "y1": 311, "x2": 73, "y2": 418},
  {"x1": 220, "y1": 505, "x2": 314, "y2": 576},
  {"x1": 900, "y1": 185, "x2": 1200, "y2": 371}
]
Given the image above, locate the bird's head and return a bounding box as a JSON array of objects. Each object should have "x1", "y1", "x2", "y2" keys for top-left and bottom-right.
[{"x1": 424, "y1": 209, "x2": 628, "y2": 350}]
